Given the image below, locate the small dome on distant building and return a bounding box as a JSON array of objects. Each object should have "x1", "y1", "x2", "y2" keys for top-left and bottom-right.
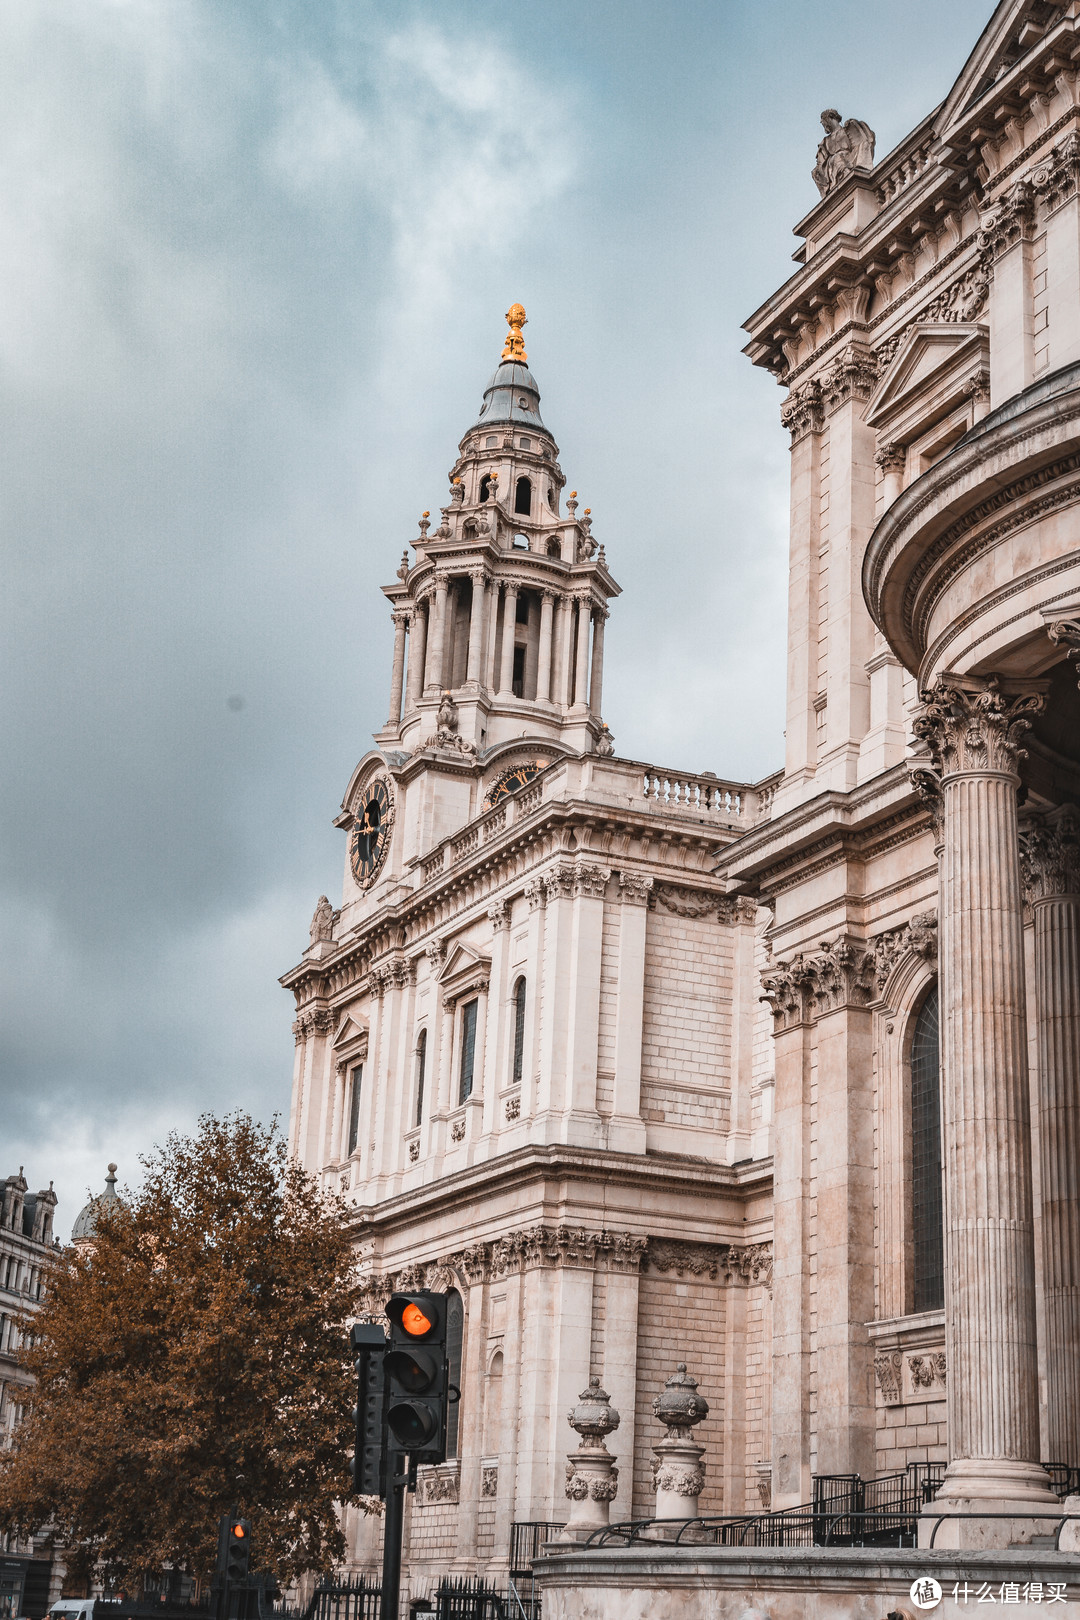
[{"x1": 71, "y1": 1163, "x2": 120, "y2": 1246}]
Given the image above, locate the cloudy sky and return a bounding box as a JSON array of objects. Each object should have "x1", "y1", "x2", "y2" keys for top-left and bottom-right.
[{"x1": 1, "y1": 0, "x2": 994, "y2": 1232}]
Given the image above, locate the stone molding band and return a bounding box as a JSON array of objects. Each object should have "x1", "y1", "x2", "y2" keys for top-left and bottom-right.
[{"x1": 354, "y1": 1232, "x2": 774, "y2": 1316}]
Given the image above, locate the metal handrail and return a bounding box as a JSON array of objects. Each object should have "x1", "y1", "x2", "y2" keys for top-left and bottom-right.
[{"x1": 583, "y1": 1507, "x2": 1077, "y2": 1552}]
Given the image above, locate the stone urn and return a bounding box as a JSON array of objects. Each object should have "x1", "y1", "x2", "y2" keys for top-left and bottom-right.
[
  {"x1": 555, "y1": 1376, "x2": 621, "y2": 1543},
  {"x1": 650, "y1": 1364, "x2": 710, "y2": 1533}
]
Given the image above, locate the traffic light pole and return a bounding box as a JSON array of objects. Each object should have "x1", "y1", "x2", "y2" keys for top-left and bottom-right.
[{"x1": 381, "y1": 1453, "x2": 407, "y2": 1620}]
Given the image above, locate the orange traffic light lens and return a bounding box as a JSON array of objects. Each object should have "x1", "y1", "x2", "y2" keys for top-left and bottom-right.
[
  {"x1": 232, "y1": 1526, "x2": 245, "y2": 1539},
  {"x1": 402, "y1": 1302, "x2": 432, "y2": 1337}
]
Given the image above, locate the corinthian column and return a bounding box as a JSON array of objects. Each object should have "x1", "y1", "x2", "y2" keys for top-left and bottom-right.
[
  {"x1": 1020, "y1": 804, "x2": 1080, "y2": 1466},
  {"x1": 387, "y1": 609, "x2": 408, "y2": 725},
  {"x1": 573, "y1": 596, "x2": 592, "y2": 706},
  {"x1": 499, "y1": 584, "x2": 518, "y2": 695},
  {"x1": 466, "y1": 570, "x2": 487, "y2": 686},
  {"x1": 405, "y1": 602, "x2": 427, "y2": 710},
  {"x1": 425, "y1": 574, "x2": 449, "y2": 696},
  {"x1": 913, "y1": 676, "x2": 1055, "y2": 1529},
  {"x1": 537, "y1": 590, "x2": 554, "y2": 702}
]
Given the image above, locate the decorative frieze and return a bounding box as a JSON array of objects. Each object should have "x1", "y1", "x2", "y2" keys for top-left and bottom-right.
[
  {"x1": 874, "y1": 1346, "x2": 947, "y2": 1407},
  {"x1": 649, "y1": 883, "x2": 736, "y2": 922},
  {"x1": 644, "y1": 1237, "x2": 773, "y2": 1287},
  {"x1": 1020, "y1": 806, "x2": 1080, "y2": 903},
  {"x1": 416, "y1": 1462, "x2": 460, "y2": 1505},
  {"x1": 913, "y1": 675, "x2": 1045, "y2": 779},
  {"x1": 874, "y1": 1350, "x2": 903, "y2": 1405}
]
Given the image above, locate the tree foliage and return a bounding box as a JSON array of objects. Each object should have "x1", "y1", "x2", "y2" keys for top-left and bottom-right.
[{"x1": 0, "y1": 1113, "x2": 363, "y2": 1585}]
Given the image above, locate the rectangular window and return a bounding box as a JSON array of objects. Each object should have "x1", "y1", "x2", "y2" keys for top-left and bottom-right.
[
  {"x1": 459, "y1": 999, "x2": 478, "y2": 1103},
  {"x1": 512, "y1": 645, "x2": 526, "y2": 697},
  {"x1": 347, "y1": 1064, "x2": 363, "y2": 1156},
  {"x1": 415, "y1": 1031, "x2": 427, "y2": 1129}
]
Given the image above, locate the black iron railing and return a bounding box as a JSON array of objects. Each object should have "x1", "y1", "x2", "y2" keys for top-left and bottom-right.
[{"x1": 508, "y1": 1524, "x2": 564, "y2": 1580}]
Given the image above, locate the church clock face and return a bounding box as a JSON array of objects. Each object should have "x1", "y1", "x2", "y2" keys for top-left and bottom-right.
[
  {"x1": 483, "y1": 759, "x2": 543, "y2": 811},
  {"x1": 350, "y1": 779, "x2": 394, "y2": 889}
]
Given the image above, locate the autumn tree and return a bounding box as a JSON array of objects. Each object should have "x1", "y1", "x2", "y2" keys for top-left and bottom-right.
[{"x1": 0, "y1": 1113, "x2": 364, "y2": 1587}]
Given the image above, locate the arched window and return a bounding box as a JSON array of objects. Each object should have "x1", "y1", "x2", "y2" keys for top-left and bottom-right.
[
  {"x1": 479, "y1": 473, "x2": 493, "y2": 502},
  {"x1": 414, "y1": 1030, "x2": 427, "y2": 1128},
  {"x1": 911, "y1": 984, "x2": 944, "y2": 1313},
  {"x1": 515, "y1": 475, "x2": 532, "y2": 515},
  {"x1": 546, "y1": 536, "x2": 561, "y2": 557},
  {"x1": 512, "y1": 978, "x2": 527, "y2": 1085},
  {"x1": 484, "y1": 1349, "x2": 504, "y2": 1453},
  {"x1": 346, "y1": 1063, "x2": 363, "y2": 1156},
  {"x1": 446, "y1": 1288, "x2": 464, "y2": 1457},
  {"x1": 459, "y1": 1000, "x2": 478, "y2": 1103}
]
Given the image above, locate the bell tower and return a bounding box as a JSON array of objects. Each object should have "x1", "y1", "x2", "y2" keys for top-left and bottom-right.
[{"x1": 376, "y1": 305, "x2": 619, "y2": 762}]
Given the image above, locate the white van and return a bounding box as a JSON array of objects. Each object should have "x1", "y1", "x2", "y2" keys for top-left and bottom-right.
[{"x1": 49, "y1": 1601, "x2": 98, "y2": 1620}]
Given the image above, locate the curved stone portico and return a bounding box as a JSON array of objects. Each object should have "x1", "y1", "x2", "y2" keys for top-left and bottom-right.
[{"x1": 864, "y1": 361, "x2": 1080, "y2": 689}]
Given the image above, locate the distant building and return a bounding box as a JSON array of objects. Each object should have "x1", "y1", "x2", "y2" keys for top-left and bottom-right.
[{"x1": 0, "y1": 1168, "x2": 58, "y2": 1619}]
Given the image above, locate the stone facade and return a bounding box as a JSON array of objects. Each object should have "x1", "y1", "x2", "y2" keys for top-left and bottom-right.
[{"x1": 287, "y1": 4, "x2": 1080, "y2": 1583}]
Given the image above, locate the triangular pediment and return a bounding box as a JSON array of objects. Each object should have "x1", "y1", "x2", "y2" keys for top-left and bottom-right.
[
  {"x1": 332, "y1": 1015, "x2": 368, "y2": 1050},
  {"x1": 438, "y1": 943, "x2": 491, "y2": 988},
  {"x1": 939, "y1": 1, "x2": 1064, "y2": 138},
  {"x1": 865, "y1": 323, "x2": 989, "y2": 437}
]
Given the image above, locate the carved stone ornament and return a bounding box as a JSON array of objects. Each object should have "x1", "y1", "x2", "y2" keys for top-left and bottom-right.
[
  {"x1": 650, "y1": 883, "x2": 736, "y2": 922},
  {"x1": 819, "y1": 345, "x2": 878, "y2": 412},
  {"x1": 652, "y1": 1364, "x2": 710, "y2": 1437},
  {"x1": 875, "y1": 441, "x2": 906, "y2": 475},
  {"x1": 504, "y1": 1095, "x2": 521, "y2": 1121},
  {"x1": 645, "y1": 1237, "x2": 773, "y2": 1287},
  {"x1": 408, "y1": 1140, "x2": 420, "y2": 1163},
  {"x1": 653, "y1": 1462, "x2": 705, "y2": 1497},
  {"x1": 573, "y1": 863, "x2": 610, "y2": 899},
  {"x1": 874, "y1": 1350, "x2": 903, "y2": 1406},
  {"x1": 913, "y1": 675, "x2": 1046, "y2": 781},
  {"x1": 292, "y1": 1005, "x2": 334, "y2": 1043},
  {"x1": 618, "y1": 871, "x2": 654, "y2": 907},
  {"x1": 481, "y1": 1466, "x2": 498, "y2": 1498},
  {"x1": 450, "y1": 1118, "x2": 466, "y2": 1142},
  {"x1": 761, "y1": 934, "x2": 879, "y2": 1030},
  {"x1": 1020, "y1": 806, "x2": 1080, "y2": 903},
  {"x1": 543, "y1": 863, "x2": 576, "y2": 903},
  {"x1": 523, "y1": 877, "x2": 546, "y2": 911},
  {"x1": 425, "y1": 938, "x2": 447, "y2": 970},
  {"x1": 870, "y1": 912, "x2": 938, "y2": 988},
  {"x1": 416, "y1": 1463, "x2": 460, "y2": 1506},
  {"x1": 811, "y1": 108, "x2": 876, "y2": 196},
  {"x1": 780, "y1": 379, "x2": 823, "y2": 441},
  {"x1": 487, "y1": 899, "x2": 509, "y2": 931},
  {"x1": 595, "y1": 724, "x2": 615, "y2": 757},
  {"x1": 568, "y1": 1376, "x2": 621, "y2": 1445},
  {"x1": 1047, "y1": 617, "x2": 1080, "y2": 689},
  {"x1": 309, "y1": 895, "x2": 336, "y2": 944},
  {"x1": 978, "y1": 179, "x2": 1035, "y2": 262}
]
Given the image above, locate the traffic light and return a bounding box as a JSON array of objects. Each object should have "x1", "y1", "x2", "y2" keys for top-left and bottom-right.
[
  {"x1": 384, "y1": 1291, "x2": 448, "y2": 1463},
  {"x1": 350, "y1": 1322, "x2": 387, "y2": 1496},
  {"x1": 224, "y1": 1519, "x2": 250, "y2": 1583}
]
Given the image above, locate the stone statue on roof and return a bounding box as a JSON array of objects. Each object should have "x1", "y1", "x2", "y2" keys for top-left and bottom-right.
[{"x1": 812, "y1": 109, "x2": 876, "y2": 196}]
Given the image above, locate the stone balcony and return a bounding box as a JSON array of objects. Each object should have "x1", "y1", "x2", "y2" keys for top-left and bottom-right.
[{"x1": 862, "y1": 359, "x2": 1080, "y2": 691}]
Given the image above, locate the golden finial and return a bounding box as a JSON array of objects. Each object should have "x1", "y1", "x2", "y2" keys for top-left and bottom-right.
[{"x1": 501, "y1": 303, "x2": 528, "y2": 363}]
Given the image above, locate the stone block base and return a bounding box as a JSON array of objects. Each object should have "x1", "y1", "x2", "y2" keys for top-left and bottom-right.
[{"x1": 535, "y1": 1544, "x2": 1080, "y2": 1620}]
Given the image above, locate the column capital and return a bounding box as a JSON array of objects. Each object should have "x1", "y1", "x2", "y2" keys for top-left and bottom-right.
[
  {"x1": 874, "y1": 440, "x2": 906, "y2": 474},
  {"x1": 1019, "y1": 805, "x2": 1080, "y2": 903},
  {"x1": 391, "y1": 607, "x2": 410, "y2": 627},
  {"x1": 912, "y1": 675, "x2": 1046, "y2": 781},
  {"x1": 617, "y1": 871, "x2": 653, "y2": 907},
  {"x1": 1047, "y1": 616, "x2": 1080, "y2": 690}
]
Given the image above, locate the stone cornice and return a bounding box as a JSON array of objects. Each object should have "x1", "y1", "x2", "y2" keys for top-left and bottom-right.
[{"x1": 341, "y1": 1142, "x2": 773, "y2": 1246}]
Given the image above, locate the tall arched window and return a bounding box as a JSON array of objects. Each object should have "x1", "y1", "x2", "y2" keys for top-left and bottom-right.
[
  {"x1": 911, "y1": 984, "x2": 944, "y2": 1313},
  {"x1": 512, "y1": 977, "x2": 527, "y2": 1085},
  {"x1": 514, "y1": 475, "x2": 532, "y2": 515},
  {"x1": 414, "y1": 1030, "x2": 427, "y2": 1128},
  {"x1": 446, "y1": 1288, "x2": 464, "y2": 1457},
  {"x1": 346, "y1": 1063, "x2": 363, "y2": 1156},
  {"x1": 479, "y1": 473, "x2": 493, "y2": 503},
  {"x1": 459, "y1": 1000, "x2": 478, "y2": 1103}
]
